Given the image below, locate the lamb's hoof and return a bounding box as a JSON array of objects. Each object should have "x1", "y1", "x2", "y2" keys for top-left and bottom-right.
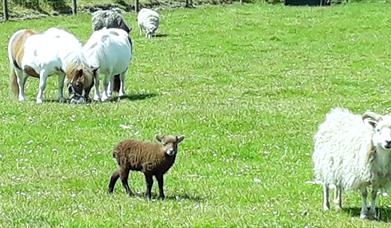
[
  {"x1": 18, "y1": 97, "x2": 26, "y2": 101},
  {"x1": 158, "y1": 195, "x2": 165, "y2": 200},
  {"x1": 323, "y1": 204, "x2": 330, "y2": 211},
  {"x1": 36, "y1": 99, "x2": 43, "y2": 104}
]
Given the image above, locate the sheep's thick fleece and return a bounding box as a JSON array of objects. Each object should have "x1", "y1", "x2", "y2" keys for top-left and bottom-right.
[{"x1": 313, "y1": 108, "x2": 379, "y2": 190}]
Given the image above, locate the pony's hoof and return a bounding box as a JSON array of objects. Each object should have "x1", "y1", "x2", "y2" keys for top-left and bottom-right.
[{"x1": 36, "y1": 99, "x2": 43, "y2": 104}]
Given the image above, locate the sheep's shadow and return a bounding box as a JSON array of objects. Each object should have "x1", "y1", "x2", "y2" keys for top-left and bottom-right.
[{"x1": 343, "y1": 207, "x2": 391, "y2": 222}]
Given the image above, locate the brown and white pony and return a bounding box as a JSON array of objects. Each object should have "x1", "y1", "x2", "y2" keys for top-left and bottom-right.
[{"x1": 8, "y1": 28, "x2": 96, "y2": 104}]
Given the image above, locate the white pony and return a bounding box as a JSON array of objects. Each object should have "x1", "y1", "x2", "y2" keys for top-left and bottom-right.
[
  {"x1": 8, "y1": 28, "x2": 96, "y2": 104},
  {"x1": 83, "y1": 28, "x2": 132, "y2": 101}
]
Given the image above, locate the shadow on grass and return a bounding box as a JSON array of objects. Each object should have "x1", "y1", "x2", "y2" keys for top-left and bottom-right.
[
  {"x1": 343, "y1": 207, "x2": 391, "y2": 222},
  {"x1": 109, "y1": 93, "x2": 158, "y2": 102},
  {"x1": 155, "y1": 34, "x2": 169, "y2": 38},
  {"x1": 111, "y1": 191, "x2": 204, "y2": 202}
]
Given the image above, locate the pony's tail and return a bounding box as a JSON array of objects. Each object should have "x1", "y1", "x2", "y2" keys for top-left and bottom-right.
[
  {"x1": 113, "y1": 74, "x2": 120, "y2": 93},
  {"x1": 10, "y1": 67, "x2": 19, "y2": 97}
]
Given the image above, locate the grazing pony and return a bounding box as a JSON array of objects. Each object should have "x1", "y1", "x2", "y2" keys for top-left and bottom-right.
[
  {"x1": 83, "y1": 28, "x2": 132, "y2": 101},
  {"x1": 8, "y1": 28, "x2": 96, "y2": 103}
]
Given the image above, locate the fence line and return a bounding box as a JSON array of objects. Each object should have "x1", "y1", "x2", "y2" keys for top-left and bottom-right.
[{"x1": 2, "y1": 0, "x2": 197, "y2": 21}]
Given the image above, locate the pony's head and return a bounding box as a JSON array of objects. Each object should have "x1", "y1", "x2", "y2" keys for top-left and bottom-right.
[{"x1": 67, "y1": 67, "x2": 97, "y2": 103}]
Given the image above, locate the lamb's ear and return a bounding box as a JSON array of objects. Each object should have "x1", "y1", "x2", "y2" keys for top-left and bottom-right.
[
  {"x1": 156, "y1": 135, "x2": 163, "y2": 142},
  {"x1": 363, "y1": 111, "x2": 382, "y2": 128},
  {"x1": 176, "y1": 136, "x2": 185, "y2": 143}
]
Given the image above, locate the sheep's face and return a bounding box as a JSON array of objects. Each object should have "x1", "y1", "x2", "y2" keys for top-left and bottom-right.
[
  {"x1": 363, "y1": 112, "x2": 391, "y2": 150},
  {"x1": 156, "y1": 135, "x2": 185, "y2": 156}
]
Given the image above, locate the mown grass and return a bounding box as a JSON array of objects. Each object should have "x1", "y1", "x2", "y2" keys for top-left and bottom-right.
[{"x1": 1, "y1": 2, "x2": 391, "y2": 226}]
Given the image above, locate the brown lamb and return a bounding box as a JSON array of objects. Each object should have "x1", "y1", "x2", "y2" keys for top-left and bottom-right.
[{"x1": 108, "y1": 135, "x2": 185, "y2": 200}]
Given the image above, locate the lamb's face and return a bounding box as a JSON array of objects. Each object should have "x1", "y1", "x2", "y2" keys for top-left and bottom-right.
[
  {"x1": 372, "y1": 117, "x2": 391, "y2": 150},
  {"x1": 363, "y1": 112, "x2": 391, "y2": 150},
  {"x1": 156, "y1": 135, "x2": 185, "y2": 156}
]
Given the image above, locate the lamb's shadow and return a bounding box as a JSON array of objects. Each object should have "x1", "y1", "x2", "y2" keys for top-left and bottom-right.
[
  {"x1": 343, "y1": 207, "x2": 391, "y2": 222},
  {"x1": 131, "y1": 192, "x2": 204, "y2": 202}
]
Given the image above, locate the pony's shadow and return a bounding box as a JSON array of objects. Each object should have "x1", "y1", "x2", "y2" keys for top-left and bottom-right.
[
  {"x1": 109, "y1": 93, "x2": 158, "y2": 102},
  {"x1": 343, "y1": 207, "x2": 391, "y2": 222},
  {"x1": 155, "y1": 34, "x2": 169, "y2": 38}
]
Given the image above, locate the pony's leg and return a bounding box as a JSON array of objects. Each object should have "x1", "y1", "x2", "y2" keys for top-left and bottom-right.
[
  {"x1": 93, "y1": 73, "x2": 101, "y2": 101},
  {"x1": 36, "y1": 70, "x2": 48, "y2": 104},
  {"x1": 101, "y1": 75, "x2": 110, "y2": 101},
  {"x1": 119, "y1": 71, "x2": 127, "y2": 97},
  {"x1": 334, "y1": 185, "x2": 342, "y2": 210},
  {"x1": 57, "y1": 73, "x2": 65, "y2": 103},
  {"x1": 360, "y1": 187, "x2": 369, "y2": 219},
  {"x1": 107, "y1": 78, "x2": 114, "y2": 98},
  {"x1": 323, "y1": 183, "x2": 330, "y2": 211},
  {"x1": 15, "y1": 69, "x2": 27, "y2": 101},
  {"x1": 368, "y1": 187, "x2": 378, "y2": 219}
]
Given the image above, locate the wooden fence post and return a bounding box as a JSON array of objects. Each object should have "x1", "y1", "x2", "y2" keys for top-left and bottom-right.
[
  {"x1": 3, "y1": 0, "x2": 9, "y2": 21},
  {"x1": 134, "y1": 0, "x2": 139, "y2": 12},
  {"x1": 72, "y1": 0, "x2": 77, "y2": 15}
]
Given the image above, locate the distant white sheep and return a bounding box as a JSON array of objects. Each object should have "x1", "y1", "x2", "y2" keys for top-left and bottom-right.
[
  {"x1": 137, "y1": 8, "x2": 160, "y2": 38},
  {"x1": 312, "y1": 108, "x2": 391, "y2": 219}
]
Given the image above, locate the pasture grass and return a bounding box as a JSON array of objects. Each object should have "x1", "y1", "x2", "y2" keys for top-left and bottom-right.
[{"x1": 1, "y1": 2, "x2": 391, "y2": 226}]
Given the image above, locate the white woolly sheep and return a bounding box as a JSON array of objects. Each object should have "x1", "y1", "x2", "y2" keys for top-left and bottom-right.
[
  {"x1": 92, "y1": 9, "x2": 131, "y2": 34},
  {"x1": 312, "y1": 108, "x2": 391, "y2": 219},
  {"x1": 109, "y1": 135, "x2": 185, "y2": 200},
  {"x1": 137, "y1": 8, "x2": 160, "y2": 39}
]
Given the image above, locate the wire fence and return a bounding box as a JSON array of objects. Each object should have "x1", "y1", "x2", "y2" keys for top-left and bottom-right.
[{"x1": 1, "y1": 0, "x2": 224, "y2": 21}]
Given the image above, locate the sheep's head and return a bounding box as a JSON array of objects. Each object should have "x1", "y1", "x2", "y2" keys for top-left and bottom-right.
[
  {"x1": 156, "y1": 135, "x2": 185, "y2": 156},
  {"x1": 363, "y1": 112, "x2": 391, "y2": 150}
]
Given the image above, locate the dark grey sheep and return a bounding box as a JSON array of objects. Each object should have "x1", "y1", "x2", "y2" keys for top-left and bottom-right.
[{"x1": 92, "y1": 10, "x2": 131, "y2": 34}]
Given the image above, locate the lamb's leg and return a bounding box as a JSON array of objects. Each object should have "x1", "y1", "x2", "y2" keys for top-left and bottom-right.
[
  {"x1": 119, "y1": 168, "x2": 133, "y2": 196},
  {"x1": 360, "y1": 187, "x2": 369, "y2": 219},
  {"x1": 368, "y1": 187, "x2": 378, "y2": 219},
  {"x1": 108, "y1": 170, "x2": 120, "y2": 193},
  {"x1": 323, "y1": 183, "x2": 330, "y2": 211},
  {"x1": 334, "y1": 185, "x2": 342, "y2": 210},
  {"x1": 144, "y1": 174, "x2": 153, "y2": 200},
  {"x1": 156, "y1": 173, "x2": 165, "y2": 200},
  {"x1": 36, "y1": 69, "x2": 48, "y2": 104}
]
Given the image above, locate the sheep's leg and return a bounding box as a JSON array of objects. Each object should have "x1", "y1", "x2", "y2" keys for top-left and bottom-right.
[
  {"x1": 368, "y1": 188, "x2": 378, "y2": 219},
  {"x1": 120, "y1": 168, "x2": 132, "y2": 196},
  {"x1": 323, "y1": 183, "x2": 330, "y2": 211},
  {"x1": 156, "y1": 174, "x2": 165, "y2": 200},
  {"x1": 108, "y1": 170, "x2": 120, "y2": 193},
  {"x1": 144, "y1": 174, "x2": 153, "y2": 200},
  {"x1": 334, "y1": 185, "x2": 342, "y2": 210},
  {"x1": 360, "y1": 187, "x2": 369, "y2": 219}
]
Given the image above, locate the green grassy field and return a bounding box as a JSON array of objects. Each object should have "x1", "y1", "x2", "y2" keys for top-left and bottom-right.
[{"x1": 1, "y1": 3, "x2": 391, "y2": 226}]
